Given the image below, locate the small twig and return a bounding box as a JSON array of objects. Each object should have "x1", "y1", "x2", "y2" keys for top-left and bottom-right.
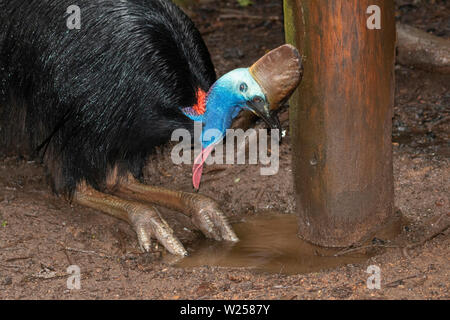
[
  {"x1": 333, "y1": 244, "x2": 399, "y2": 257},
  {"x1": 61, "y1": 247, "x2": 73, "y2": 266},
  {"x1": 5, "y1": 256, "x2": 32, "y2": 263},
  {"x1": 429, "y1": 116, "x2": 449, "y2": 128},
  {"x1": 204, "y1": 165, "x2": 229, "y2": 174},
  {"x1": 385, "y1": 274, "x2": 422, "y2": 288},
  {"x1": 0, "y1": 263, "x2": 22, "y2": 269},
  {"x1": 406, "y1": 223, "x2": 449, "y2": 250},
  {"x1": 24, "y1": 212, "x2": 39, "y2": 218},
  {"x1": 333, "y1": 223, "x2": 449, "y2": 258},
  {"x1": 432, "y1": 212, "x2": 447, "y2": 227}
]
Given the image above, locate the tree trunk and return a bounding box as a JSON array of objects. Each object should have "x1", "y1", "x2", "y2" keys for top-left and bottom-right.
[{"x1": 284, "y1": 0, "x2": 398, "y2": 247}]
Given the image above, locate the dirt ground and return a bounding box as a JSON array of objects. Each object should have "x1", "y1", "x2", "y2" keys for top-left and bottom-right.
[{"x1": 0, "y1": 0, "x2": 448, "y2": 300}]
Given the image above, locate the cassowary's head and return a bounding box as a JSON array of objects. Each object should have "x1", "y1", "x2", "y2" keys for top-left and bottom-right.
[
  {"x1": 183, "y1": 44, "x2": 303, "y2": 189},
  {"x1": 199, "y1": 68, "x2": 278, "y2": 142}
]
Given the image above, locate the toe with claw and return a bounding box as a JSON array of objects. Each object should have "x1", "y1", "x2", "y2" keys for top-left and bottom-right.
[
  {"x1": 129, "y1": 207, "x2": 188, "y2": 256},
  {"x1": 183, "y1": 193, "x2": 239, "y2": 243}
]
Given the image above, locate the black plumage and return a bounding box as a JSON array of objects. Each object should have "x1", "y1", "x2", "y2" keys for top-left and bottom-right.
[{"x1": 0, "y1": 0, "x2": 216, "y2": 193}]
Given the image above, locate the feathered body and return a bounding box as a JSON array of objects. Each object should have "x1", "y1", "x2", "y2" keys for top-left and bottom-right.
[{"x1": 0, "y1": 0, "x2": 216, "y2": 193}]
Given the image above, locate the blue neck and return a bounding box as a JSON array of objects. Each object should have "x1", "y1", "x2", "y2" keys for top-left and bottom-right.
[{"x1": 201, "y1": 84, "x2": 242, "y2": 148}]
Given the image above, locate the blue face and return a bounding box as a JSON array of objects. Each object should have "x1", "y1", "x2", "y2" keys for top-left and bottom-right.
[{"x1": 185, "y1": 68, "x2": 268, "y2": 148}]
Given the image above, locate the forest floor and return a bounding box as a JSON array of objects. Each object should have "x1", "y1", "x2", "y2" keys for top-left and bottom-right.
[{"x1": 0, "y1": 0, "x2": 448, "y2": 299}]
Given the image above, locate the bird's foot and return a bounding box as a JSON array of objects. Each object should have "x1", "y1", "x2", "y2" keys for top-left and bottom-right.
[
  {"x1": 74, "y1": 181, "x2": 238, "y2": 256},
  {"x1": 128, "y1": 206, "x2": 188, "y2": 256},
  {"x1": 180, "y1": 193, "x2": 239, "y2": 243},
  {"x1": 74, "y1": 184, "x2": 188, "y2": 256},
  {"x1": 118, "y1": 180, "x2": 239, "y2": 246}
]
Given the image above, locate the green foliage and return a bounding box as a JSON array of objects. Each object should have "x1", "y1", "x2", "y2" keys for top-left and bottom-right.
[{"x1": 237, "y1": 0, "x2": 253, "y2": 7}]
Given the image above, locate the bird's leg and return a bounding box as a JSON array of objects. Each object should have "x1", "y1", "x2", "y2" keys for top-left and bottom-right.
[
  {"x1": 117, "y1": 175, "x2": 239, "y2": 243},
  {"x1": 73, "y1": 182, "x2": 188, "y2": 256}
]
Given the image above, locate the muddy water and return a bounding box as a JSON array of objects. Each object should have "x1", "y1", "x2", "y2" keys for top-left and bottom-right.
[{"x1": 175, "y1": 213, "x2": 371, "y2": 275}]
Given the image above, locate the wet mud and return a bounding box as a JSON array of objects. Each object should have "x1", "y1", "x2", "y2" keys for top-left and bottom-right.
[{"x1": 177, "y1": 213, "x2": 371, "y2": 275}]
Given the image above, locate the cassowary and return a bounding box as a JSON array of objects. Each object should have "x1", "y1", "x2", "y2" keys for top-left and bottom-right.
[{"x1": 0, "y1": 0, "x2": 302, "y2": 255}]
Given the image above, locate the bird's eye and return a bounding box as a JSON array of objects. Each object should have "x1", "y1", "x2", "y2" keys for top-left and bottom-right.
[
  {"x1": 239, "y1": 83, "x2": 248, "y2": 93},
  {"x1": 253, "y1": 96, "x2": 263, "y2": 104}
]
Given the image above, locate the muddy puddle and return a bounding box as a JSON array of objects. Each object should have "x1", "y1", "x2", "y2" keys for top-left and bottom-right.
[{"x1": 174, "y1": 213, "x2": 372, "y2": 275}]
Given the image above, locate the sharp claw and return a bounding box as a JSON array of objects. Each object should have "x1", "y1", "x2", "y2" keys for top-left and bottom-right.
[
  {"x1": 216, "y1": 218, "x2": 239, "y2": 243},
  {"x1": 191, "y1": 201, "x2": 239, "y2": 243},
  {"x1": 218, "y1": 219, "x2": 239, "y2": 242},
  {"x1": 132, "y1": 209, "x2": 188, "y2": 256},
  {"x1": 154, "y1": 223, "x2": 188, "y2": 256},
  {"x1": 199, "y1": 210, "x2": 221, "y2": 240},
  {"x1": 135, "y1": 224, "x2": 153, "y2": 252}
]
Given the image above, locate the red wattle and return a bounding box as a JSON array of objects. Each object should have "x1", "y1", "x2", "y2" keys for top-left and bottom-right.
[{"x1": 192, "y1": 89, "x2": 207, "y2": 115}]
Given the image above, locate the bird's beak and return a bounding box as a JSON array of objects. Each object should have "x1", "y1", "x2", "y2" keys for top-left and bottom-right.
[
  {"x1": 248, "y1": 44, "x2": 303, "y2": 113},
  {"x1": 246, "y1": 99, "x2": 281, "y2": 131}
]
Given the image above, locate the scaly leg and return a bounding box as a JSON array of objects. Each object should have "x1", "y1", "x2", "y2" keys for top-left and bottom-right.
[
  {"x1": 74, "y1": 177, "x2": 238, "y2": 256},
  {"x1": 74, "y1": 183, "x2": 189, "y2": 256},
  {"x1": 117, "y1": 175, "x2": 238, "y2": 243}
]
